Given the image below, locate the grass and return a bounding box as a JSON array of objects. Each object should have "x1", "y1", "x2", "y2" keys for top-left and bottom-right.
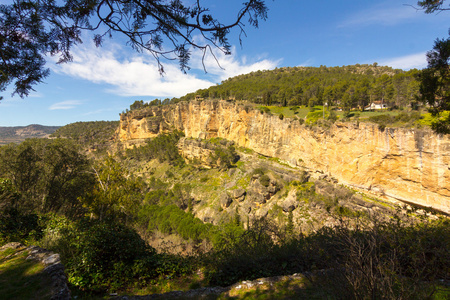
[
  {"x1": 257, "y1": 105, "x2": 431, "y2": 128},
  {"x1": 257, "y1": 105, "x2": 310, "y2": 119},
  {"x1": 0, "y1": 246, "x2": 54, "y2": 300}
]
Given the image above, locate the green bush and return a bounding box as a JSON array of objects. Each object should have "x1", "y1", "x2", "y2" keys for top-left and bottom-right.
[
  {"x1": 50, "y1": 219, "x2": 159, "y2": 291},
  {"x1": 201, "y1": 216, "x2": 449, "y2": 299},
  {"x1": 251, "y1": 167, "x2": 266, "y2": 176},
  {"x1": 0, "y1": 208, "x2": 44, "y2": 244},
  {"x1": 368, "y1": 112, "x2": 423, "y2": 130},
  {"x1": 211, "y1": 144, "x2": 239, "y2": 170},
  {"x1": 259, "y1": 174, "x2": 271, "y2": 187},
  {"x1": 139, "y1": 204, "x2": 215, "y2": 242},
  {"x1": 126, "y1": 131, "x2": 185, "y2": 166},
  {"x1": 306, "y1": 110, "x2": 324, "y2": 124}
]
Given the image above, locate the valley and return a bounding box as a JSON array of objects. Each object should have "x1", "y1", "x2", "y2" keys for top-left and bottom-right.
[
  {"x1": 119, "y1": 99, "x2": 450, "y2": 214},
  {"x1": 0, "y1": 65, "x2": 449, "y2": 299}
]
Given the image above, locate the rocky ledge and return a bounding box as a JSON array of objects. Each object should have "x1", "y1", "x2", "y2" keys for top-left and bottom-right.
[{"x1": 0, "y1": 242, "x2": 70, "y2": 300}]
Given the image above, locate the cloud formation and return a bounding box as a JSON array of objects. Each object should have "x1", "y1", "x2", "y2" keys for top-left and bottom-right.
[
  {"x1": 339, "y1": 3, "x2": 421, "y2": 28},
  {"x1": 49, "y1": 100, "x2": 83, "y2": 110},
  {"x1": 50, "y1": 40, "x2": 279, "y2": 97},
  {"x1": 379, "y1": 52, "x2": 427, "y2": 70}
]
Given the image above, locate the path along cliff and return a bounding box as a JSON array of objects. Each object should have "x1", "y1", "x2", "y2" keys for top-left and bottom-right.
[{"x1": 118, "y1": 100, "x2": 450, "y2": 214}]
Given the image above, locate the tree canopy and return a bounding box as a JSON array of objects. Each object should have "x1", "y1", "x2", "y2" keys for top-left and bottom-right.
[
  {"x1": 417, "y1": 0, "x2": 450, "y2": 133},
  {"x1": 0, "y1": 0, "x2": 268, "y2": 99},
  {"x1": 179, "y1": 64, "x2": 420, "y2": 110}
]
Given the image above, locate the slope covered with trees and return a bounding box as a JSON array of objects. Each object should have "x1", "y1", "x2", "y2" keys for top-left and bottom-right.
[{"x1": 179, "y1": 64, "x2": 420, "y2": 111}]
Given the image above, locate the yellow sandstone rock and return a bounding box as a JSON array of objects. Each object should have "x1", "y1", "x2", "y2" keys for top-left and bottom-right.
[{"x1": 119, "y1": 100, "x2": 450, "y2": 214}]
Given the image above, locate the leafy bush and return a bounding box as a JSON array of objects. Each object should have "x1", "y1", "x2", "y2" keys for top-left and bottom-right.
[
  {"x1": 306, "y1": 110, "x2": 324, "y2": 124},
  {"x1": 0, "y1": 208, "x2": 44, "y2": 244},
  {"x1": 259, "y1": 174, "x2": 271, "y2": 187},
  {"x1": 0, "y1": 139, "x2": 94, "y2": 218},
  {"x1": 211, "y1": 144, "x2": 239, "y2": 170},
  {"x1": 47, "y1": 218, "x2": 161, "y2": 291},
  {"x1": 201, "y1": 215, "x2": 449, "y2": 299},
  {"x1": 251, "y1": 167, "x2": 266, "y2": 176},
  {"x1": 327, "y1": 110, "x2": 338, "y2": 122},
  {"x1": 139, "y1": 204, "x2": 215, "y2": 242},
  {"x1": 126, "y1": 131, "x2": 185, "y2": 166},
  {"x1": 368, "y1": 112, "x2": 423, "y2": 130}
]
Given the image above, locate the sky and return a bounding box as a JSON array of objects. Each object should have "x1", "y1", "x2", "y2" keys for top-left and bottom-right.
[{"x1": 1, "y1": 0, "x2": 448, "y2": 126}]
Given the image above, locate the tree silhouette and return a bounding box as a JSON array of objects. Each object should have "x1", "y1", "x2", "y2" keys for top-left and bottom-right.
[
  {"x1": 416, "y1": 0, "x2": 450, "y2": 133},
  {"x1": 0, "y1": 0, "x2": 268, "y2": 99}
]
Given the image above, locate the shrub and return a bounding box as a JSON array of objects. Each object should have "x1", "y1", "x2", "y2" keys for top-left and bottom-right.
[
  {"x1": 251, "y1": 167, "x2": 266, "y2": 176},
  {"x1": 259, "y1": 174, "x2": 271, "y2": 187},
  {"x1": 211, "y1": 144, "x2": 239, "y2": 170},
  {"x1": 48, "y1": 218, "x2": 159, "y2": 291},
  {"x1": 202, "y1": 216, "x2": 449, "y2": 298},
  {"x1": 306, "y1": 110, "x2": 324, "y2": 124},
  {"x1": 0, "y1": 208, "x2": 44, "y2": 244},
  {"x1": 327, "y1": 110, "x2": 338, "y2": 122},
  {"x1": 140, "y1": 204, "x2": 215, "y2": 242},
  {"x1": 126, "y1": 131, "x2": 185, "y2": 166},
  {"x1": 279, "y1": 113, "x2": 284, "y2": 120},
  {"x1": 204, "y1": 218, "x2": 275, "y2": 286}
]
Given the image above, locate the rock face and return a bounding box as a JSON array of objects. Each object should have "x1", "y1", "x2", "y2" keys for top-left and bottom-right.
[
  {"x1": 119, "y1": 100, "x2": 450, "y2": 214},
  {"x1": 177, "y1": 137, "x2": 236, "y2": 169}
]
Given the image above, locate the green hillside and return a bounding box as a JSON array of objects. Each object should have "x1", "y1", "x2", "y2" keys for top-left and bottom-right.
[
  {"x1": 178, "y1": 64, "x2": 420, "y2": 110},
  {"x1": 0, "y1": 125, "x2": 60, "y2": 145}
]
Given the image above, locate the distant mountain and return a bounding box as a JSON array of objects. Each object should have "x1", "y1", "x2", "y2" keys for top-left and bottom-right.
[{"x1": 0, "y1": 124, "x2": 60, "y2": 145}]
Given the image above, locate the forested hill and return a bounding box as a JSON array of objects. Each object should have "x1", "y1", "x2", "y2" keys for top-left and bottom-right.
[
  {"x1": 179, "y1": 64, "x2": 420, "y2": 110},
  {"x1": 0, "y1": 124, "x2": 60, "y2": 145},
  {"x1": 50, "y1": 121, "x2": 119, "y2": 152}
]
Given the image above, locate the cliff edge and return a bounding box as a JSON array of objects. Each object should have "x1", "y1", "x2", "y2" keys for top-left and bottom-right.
[{"x1": 119, "y1": 100, "x2": 450, "y2": 214}]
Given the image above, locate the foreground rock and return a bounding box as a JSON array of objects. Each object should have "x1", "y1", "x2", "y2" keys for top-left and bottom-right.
[
  {"x1": 111, "y1": 272, "x2": 316, "y2": 299},
  {"x1": 0, "y1": 242, "x2": 70, "y2": 300}
]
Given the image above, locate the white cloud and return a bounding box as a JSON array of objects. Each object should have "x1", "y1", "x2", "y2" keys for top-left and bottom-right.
[
  {"x1": 297, "y1": 59, "x2": 315, "y2": 67},
  {"x1": 50, "y1": 39, "x2": 280, "y2": 97},
  {"x1": 83, "y1": 108, "x2": 116, "y2": 116},
  {"x1": 339, "y1": 4, "x2": 421, "y2": 28},
  {"x1": 190, "y1": 46, "x2": 280, "y2": 81},
  {"x1": 49, "y1": 100, "x2": 83, "y2": 110},
  {"x1": 378, "y1": 52, "x2": 427, "y2": 70}
]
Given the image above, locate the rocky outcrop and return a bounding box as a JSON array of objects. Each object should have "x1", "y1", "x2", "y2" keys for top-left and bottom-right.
[
  {"x1": 177, "y1": 137, "x2": 236, "y2": 169},
  {"x1": 0, "y1": 242, "x2": 70, "y2": 300},
  {"x1": 247, "y1": 173, "x2": 281, "y2": 204},
  {"x1": 119, "y1": 100, "x2": 450, "y2": 214}
]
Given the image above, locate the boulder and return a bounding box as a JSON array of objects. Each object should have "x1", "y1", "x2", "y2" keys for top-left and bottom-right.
[
  {"x1": 229, "y1": 188, "x2": 246, "y2": 202},
  {"x1": 281, "y1": 189, "x2": 299, "y2": 212},
  {"x1": 220, "y1": 193, "x2": 232, "y2": 209}
]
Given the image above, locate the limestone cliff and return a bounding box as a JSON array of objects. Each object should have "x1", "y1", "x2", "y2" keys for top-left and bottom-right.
[{"x1": 119, "y1": 100, "x2": 450, "y2": 214}]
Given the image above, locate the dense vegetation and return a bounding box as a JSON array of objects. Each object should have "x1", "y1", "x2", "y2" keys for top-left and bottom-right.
[
  {"x1": 0, "y1": 125, "x2": 60, "y2": 145},
  {"x1": 122, "y1": 65, "x2": 421, "y2": 116},
  {"x1": 50, "y1": 121, "x2": 119, "y2": 153},
  {"x1": 1, "y1": 108, "x2": 449, "y2": 298},
  {"x1": 0, "y1": 134, "x2": 447, "y2": 298},
  {"x1": 180, "y1": 64, "x2": 420, "y2": 111},
  {"x1": 126, "y1": 131, "x2": 185, "y2": 166}
]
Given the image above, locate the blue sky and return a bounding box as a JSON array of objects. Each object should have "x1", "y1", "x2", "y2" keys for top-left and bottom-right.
[{"x1": 1, "y1": 0, "x2": 448, "y2": 126}]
